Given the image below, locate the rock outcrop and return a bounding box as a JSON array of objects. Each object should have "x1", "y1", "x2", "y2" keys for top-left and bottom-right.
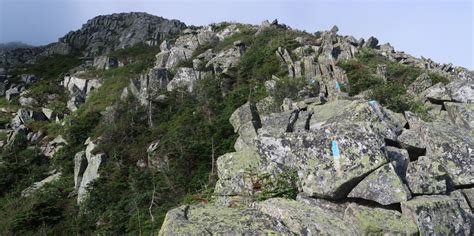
[
  {"x1": 161, "y1": 59, "x2": 473, "y2": 234},
  {"x1": 74, "y1": 138, "x2": 107, "y2": 204},
  {"x1": 60, "y1": 12, "x2": 186, "y2": 57},
  {"x1": 62, "y1": 74, "x2": 102, "y2": 111},
  {"x1": 1, "y1": 13, "x2": 473, "y2": 234}
]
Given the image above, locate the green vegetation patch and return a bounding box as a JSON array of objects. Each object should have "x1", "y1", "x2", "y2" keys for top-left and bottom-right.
[{"x1": 339, "y1": 49, "x2": 445, "y2": 116}]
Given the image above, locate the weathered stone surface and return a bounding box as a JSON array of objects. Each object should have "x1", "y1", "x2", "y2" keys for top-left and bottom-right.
[
  {"x1": 75, "y1": 138, "x2": 107, "y2": 204},
  {"x1": 229, "y1": 102, "x2": 260, "y2": 133},
  {"x1": 363, "y1": 36, "x2": 379, "y2": 48},
  {"x1": 256, "y1": 198, "x2": 353, "y2": 235},
  {"x1": 166, "y1": 68, "x2": 210, "y2": 93},
  {"x1": 146, "y1": 140, "x2": 170, "y2": 170},
  {"x1": 344, "y1": 204, "x2": 419, "y2": 235},
  {"x1": 21, "y1": 171, "x2": 62, "y2": 197},
  {"x1": 62, "y1": 75, "x2": 102, "y2": 111},
  {"x1": 160, "y1": 28, "x2": 217, "y2": 69},
  {"x1": 406, "y1": 156, "x2": 449, "y2": 194},
  {"x1": 257, "y1": 110, "x2": 295, "y2": 136},
  {"x1": 255, "y1": 96, "x2": 279, "y2": 115},
  {"x1": 5, "y1": 87, "x2": 19, "y2": 101},
  {"x1": 74, "y1": 151, "x2": 87, "y2": 191},
  {"x1": 20, "y1": 74, "x2": 38, "y2": 84},
  {"x1": 450, "y1": 190, "x2": 472, "y2": 213},
  {"x1": 404, "y1": 111, "x2": 424, "y2": 131},
  {"x1": 93, "y1": 55, "x2": 117, "y2": 70},
  {"x1": 41, "y1": 135, "x2": 68, "y2": 158},
  {"x1": 136, "y1": 68, "x2": 170, "y2": 105},
  {"x1": 41, "y1": 107, "x2": 55, "y2": 121},
  {"x1": 19, "y1": 96, "x2": 37, "y2": 107},
  {"x1": 385, "y1": 146, "x2": 410, "y2": 181},
  {"x1": 446, "y1": 78, "x2": 474, "y2": 103},
  {"x1": 397, "y1": 129, "x2": 426, "y2": 156},
  {"x1": 214, "y1": 150, "x2": 260, "y2": 197},
  {"x1": 60, "y1": 12, "x2": 185, "y2": 57},
  {"x1": 6, "y1": 125, "x2": 28, "y2": 147},
  {"x1": 66, "y1": 92, "x2": 85, "y2": 112},
  {"x1": 401, "y1": 195, "x2": 474, "y2": 235},
  {"x1": 461, "y1": 188, "x2": 474, "y2": 212},
  {"x1": 206, "y1": 45, "x2": 243, "y2": 77},
  {"x1": 408, "y1": 73, "x2": 432, "y2": 95},
  {"x1": 159, "y1": 204, "x2": 291, "y2": 235},
  {"x1": 348, "y1": 163, "x2": 411, "y2": 205},
  {"x1": 420, "y1": 122, "x2": 474, "y2": 187},
  {"x1": 425, "y1": 82, "x2": 451, "y2": 103},
  {"x1": 62, "y1": 75, "x2": 102, "y2": 95},
  {"x1": 215, "y1": 24, "x2": 241, "y2": 40},
  {"x1": 444, "y1": 102, "x2": 474, "y2": 130},
  {"x1": 256, "y1": 122, "x2": 388, "y2": 199},
  {"x1": 308, "y1": 100, "x2": 403, "y2": 140}
]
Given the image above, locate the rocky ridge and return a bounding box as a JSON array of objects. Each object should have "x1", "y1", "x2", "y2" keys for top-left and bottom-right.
[
  {"x1": 157, "y1": 23, "x2": 474, "y2": 235},
  {"x1": 0, "y1": 13, "x2": 472, "y2": 234},
  {"x1": 0, "y1": 12, "x2": 186, "y2": 67}
]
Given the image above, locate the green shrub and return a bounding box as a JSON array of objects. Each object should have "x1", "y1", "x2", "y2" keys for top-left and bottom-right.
[
  {"x1": 109, "y1": 43, "x2": 161, "y2": 64},
  {"x1": 428, "y1": 72, "x2": 449, "y2": 84},
  {"x1": 22, "y1": 52, "x2": 82, "y2": 80},
  {"x1": 64, "y1": 111, "x2": 101, "y2": 146},
  {"x1": 253, "y1": 168, "x2": 299, "y2": 201},
  {"x1": 272, "y1": 76, "x2": 309, "y2": 105},
  {"x1": 237, "y1": 27, "x2": 305, "y2": 83},
  {"x1": 174, "y1": 59, "x2": 193, "y2": 68},
  {"x1": 339, "y1": 49, "x2": 431, "y2": 116}
]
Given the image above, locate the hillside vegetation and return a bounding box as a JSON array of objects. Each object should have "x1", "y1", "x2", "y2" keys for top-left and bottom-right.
[{"x1": 0, "y1": 13, "x2": 472, "y2": 235}]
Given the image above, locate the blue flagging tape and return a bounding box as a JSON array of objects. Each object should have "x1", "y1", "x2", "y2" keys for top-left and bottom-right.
[
  {"x1": 331, "y1": 140, "x2": 340, "y2": 158},
  {"x1": 368, "y1": 100, "x2": 377, "y2": 106},
  {"x1": 335, "y1": 81, "x2": 341, "y2": 91}
]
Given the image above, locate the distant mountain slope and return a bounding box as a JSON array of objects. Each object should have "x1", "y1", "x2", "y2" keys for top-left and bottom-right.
[{"x1": 0, "y1": 42, "x2": 33, "y2": 51}]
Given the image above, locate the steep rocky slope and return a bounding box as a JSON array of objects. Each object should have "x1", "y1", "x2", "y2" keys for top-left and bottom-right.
[
  {"x1": 0, "y1": 12, "x2": 185, "y2": 67},
  {"x1": 0, "y1": 13, "x2": 473, "y2": 235}
]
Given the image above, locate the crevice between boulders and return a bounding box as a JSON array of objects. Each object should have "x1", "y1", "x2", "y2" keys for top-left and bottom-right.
[
  {"x1": 285, "y1": 109, "x2": 299, "y2": 132},
  {"x1": 249, "y1": 102, "x2": 262, "y2": 130},
  {"x1": 304, "y1": 112, "x2": 313, "y2": 130}
]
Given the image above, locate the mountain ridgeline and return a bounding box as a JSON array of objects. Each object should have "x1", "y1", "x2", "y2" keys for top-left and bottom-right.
[{"x1": 0, "y1": 13, "x2": 473, "y2": 235}]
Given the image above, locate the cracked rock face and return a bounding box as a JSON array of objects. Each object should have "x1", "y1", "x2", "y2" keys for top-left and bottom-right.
[
  {"x1": 419, "y1": 122, "x2": 474, "y2": 187},
  {"x1": 348, "y1": 163, "x2": 411, "y2": 205},
  {"x1": 406, "y1": 156, "x2": 449, "y2": 195},
  {"x1": 158, "y1": 25, "x2": 474, "y2": 232},
  {"x1": 74, "y1": 139, "x2": 107, "y2": 204},
  {"x1": 158, "y1": 204, "x2": 292, "y2": 235},
  {"x1": 60, "y1": 12, "x2": 186, "y2": 57},
  {"x1": 401, "y1": 195, "x2": 474, "y2": 235},
  {"x1": 256, "y1": 198, "x2": 354, "y2": 235}
]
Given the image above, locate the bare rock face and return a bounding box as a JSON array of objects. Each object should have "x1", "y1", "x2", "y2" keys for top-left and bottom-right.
[
  {"x1": 444, "y1": 102, "x2": 474, "y2": 130},
  {"x1": 93, "y1": 56, "x2": 118, "y2": 70},
  {"x1": 419, "y1": 122, "x2": 474, "y2": 187},
  {"x1": 256, "y1": 198, "x2": 354, "y2": 235},
  {"x1": 158, "y1": 204, "x2": 292, "y2": 235},
  {"x1": 406, "y1": 156, "x2": 449, "y2": 194},
  {"x1": 348, "y1": 163, "x2": 411, "y2": 205},
  {"x1": 21, "y1": 171, "x2": 62, "y2": 197},
  {"x1": 74, "y1": 138, "x2": 107, "y2": 204},
  {"x1": 60, "y1": 12, "x2": 186, "y2": 57},
  {"x1": 62, "y1": 75, "x2": 102, "y2": 111},
  {"x1": 166, "y1": 67, "x2": 210, "y2": 93},
  {"x1": 344, "y1": 204, "x2": 419, "y2": 235},
  {"x1": 401, "y1": 195, "x2": 474, "y2": 235}
]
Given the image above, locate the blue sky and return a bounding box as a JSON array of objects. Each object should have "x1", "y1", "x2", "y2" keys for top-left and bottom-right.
[{"x1": 1, "y1": 0, "x2": 473, "y2": 69}]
